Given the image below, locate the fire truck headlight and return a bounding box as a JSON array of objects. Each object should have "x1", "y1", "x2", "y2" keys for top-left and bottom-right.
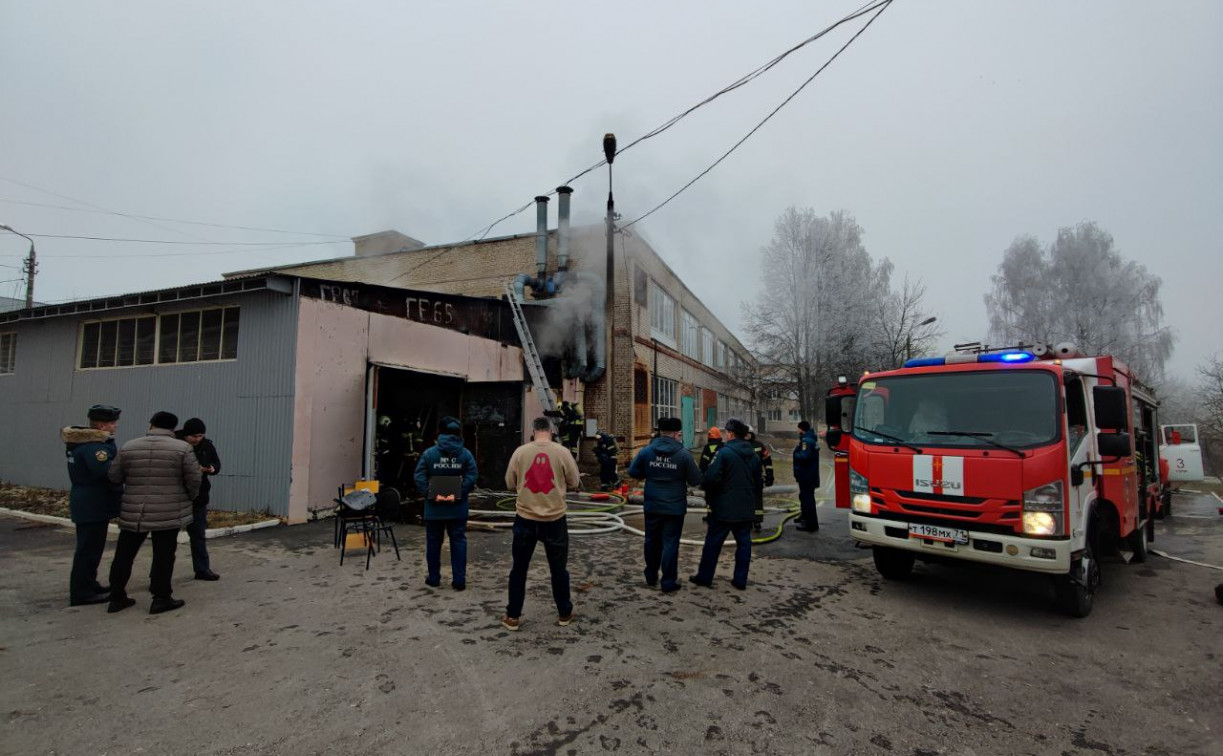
[
  {"x1": 1022, "y1": 511, "x2": 1058, "y2": 536},
  {"x1": 850, "y1": 469, "x2": 870, "y2": 513},
  {"x1": 1022, "y1": 481, "x2": 1064, "y2": 536}
]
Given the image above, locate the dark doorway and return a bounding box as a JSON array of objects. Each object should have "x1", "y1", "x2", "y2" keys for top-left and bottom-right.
[
  {"x1": 372, "y1": 367, "x2": 523, "y2": 498},
  {"x1": 461, "y1": 382, "x2": 523, "y2": 489},
  {"x1": 373, "y1": 368, "x2": 464, "y2": 498}
]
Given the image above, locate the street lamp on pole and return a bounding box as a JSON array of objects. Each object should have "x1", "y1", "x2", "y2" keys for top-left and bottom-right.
[
  {"x1": 603, "y1": 134, "x2": 617, "y2": 430},
  {"x1": 0, "y1": 223, "x2": 36, "y2": 309},
  {"x1": 904, "y1": 316, "x2": 938, "y2": 363}
]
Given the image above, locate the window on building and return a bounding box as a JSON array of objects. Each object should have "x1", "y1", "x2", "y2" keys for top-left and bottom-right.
[
  {"x1": 701, "y1": 328, "x2": 715, "y2": 367},
  {"x1": 789, "y1": 409, "x2": 801, "y2": 421},
  {"x1": 0, "y1": 332, "x2": 15, "y2": 374},
  {"x1": 78, "y1": 306, "x2": 239, "y2": 370},
  {"x1": 680, "y1": 309, "x2": 700, "y2": 360},
  {"x1": 768, "y1": 408, "x2": 781, "y2": 421},
  {"x1": 159, "y1": 307, "x2": 240, "y2": 364},
  {"x1": 649, "y1": 282, "x2": 676, "y2": 345},
  {"x1": 717, "y1": 394, "x2": 729, "y2": 426},
  {"x1": 634, "y1": 366, "x2": 652, "y2": 439},
  {"x1": 79, "y1": 316, "x2": 157, "y2": 369},
  {"x1": 716, "y1": 340, "x2": 727, "y2": 370},
  {"x1": 652, "y1": 375, "x2": 678, "y2": 428}
]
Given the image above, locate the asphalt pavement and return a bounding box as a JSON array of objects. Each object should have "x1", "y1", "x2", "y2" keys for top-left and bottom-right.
[{"x1": 0, "y1": 490, "x2": 1219, "y2": 756}]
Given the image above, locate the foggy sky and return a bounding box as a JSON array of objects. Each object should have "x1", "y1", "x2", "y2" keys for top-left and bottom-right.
[{"x1": 1, "y1": 1, "x2": 1219, "y2": 380}]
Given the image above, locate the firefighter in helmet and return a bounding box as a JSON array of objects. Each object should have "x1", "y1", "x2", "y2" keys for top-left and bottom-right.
[
  {"x1": 561, "y1": 401, "x2": 584, "y2": 458},
  {"x1": 698, "y1": 426, "x2": 723, "y2": 473},
  {"x1": 745, "y1": 426, "x2": 774, "y2": 532},
  {"x1": 594, "y1": 431, "x2": 620, "y2": 491},
  {"x1": 374, "y1": 414, "x2": 395, "y2": 480},
  {"x1": 402, "y1": 418, "x2": 426, "y2": 466}
]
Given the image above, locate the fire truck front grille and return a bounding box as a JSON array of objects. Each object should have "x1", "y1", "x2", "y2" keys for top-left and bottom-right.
[
  {"x1": 865, "y1": 510, "x2": 1020, "y2": 537},
  {"x1": 897, "y1": 490, "x2": 987, "y2": 505},
  {"x1": 902, "y1": 503, "x2": 982, "y2": 519}
]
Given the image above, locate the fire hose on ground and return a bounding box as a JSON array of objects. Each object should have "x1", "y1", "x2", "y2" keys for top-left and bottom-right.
[{"x1": 467, "y1": 487, "x2": 812, "y2": 546}]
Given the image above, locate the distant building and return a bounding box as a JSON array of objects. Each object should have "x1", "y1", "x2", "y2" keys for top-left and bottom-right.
[{"x1": 0, "y1": 295, "x2": 30, "y2": 314}]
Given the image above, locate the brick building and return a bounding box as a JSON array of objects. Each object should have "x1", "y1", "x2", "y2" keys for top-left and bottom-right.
[{"x1": 227, "y1": 195, "x2": 756, "y2": 457}]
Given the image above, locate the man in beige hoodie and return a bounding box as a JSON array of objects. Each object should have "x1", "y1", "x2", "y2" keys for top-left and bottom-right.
[{"x1": 502, "y1": 416, "x2": 581, "y2": 631}]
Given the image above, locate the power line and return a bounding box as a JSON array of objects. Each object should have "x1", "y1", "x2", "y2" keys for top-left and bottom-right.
[
  {"x1": 0, "y1": 175, "x2": 215, "y2": 242},
  {"x1": 624, "y1": 0, "x2": 893, "y2": 229},
  {"x1": 24, "y1": 232, "x2": 347, "y2": 247},
  {"x1": 0, "y1": 196, "x2": 350, "y2": 239},
  {"x1": 467, "y1": 0, "x2": 889, "y2": 241}
]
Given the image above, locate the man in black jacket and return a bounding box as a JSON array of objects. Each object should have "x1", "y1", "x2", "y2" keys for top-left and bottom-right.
[
  {"x1": 178, "y1": 418, "x2": 221, "y2": 581},
  {"x1": 745, "y1": 427, "x2": 774, "y2": 532},
  {"x1": 691, "y1": 418, "x2": 762, "y2": 590}
]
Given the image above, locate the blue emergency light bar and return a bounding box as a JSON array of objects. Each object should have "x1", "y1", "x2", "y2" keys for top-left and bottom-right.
[{"x1": 903, "y1": 350, "x2": 1036, "y2": 369}]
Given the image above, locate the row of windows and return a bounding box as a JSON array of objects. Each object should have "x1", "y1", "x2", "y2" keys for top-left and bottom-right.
[
  {"x1": 0, "y1": 332, "x2": 15, "y2": 375},
  {"x1": 648, "y1": 377, "x2": 752, "y2": 436},
  {"x1": 78, "y1": 307, "x2": 240, "y2": 370},
  {"x1": 651, "y1": 375, "x2": 679, "y2": 429},
  {"x1": 647, "y1": 279, "x2": 746, "y2": 373}
]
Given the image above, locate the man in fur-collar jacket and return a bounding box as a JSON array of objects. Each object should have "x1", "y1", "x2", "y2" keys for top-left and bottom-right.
[
  {"x1": 62, "y1": 404, "x2": 123, "y2": 607},
  {"x1": 105, "y1": 411, "x2": 201, "y2": 615}
]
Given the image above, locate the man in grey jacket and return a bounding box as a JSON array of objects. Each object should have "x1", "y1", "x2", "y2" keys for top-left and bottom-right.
[{"x1": 106, "y1": 411, "x2": 201, "y2": 615}]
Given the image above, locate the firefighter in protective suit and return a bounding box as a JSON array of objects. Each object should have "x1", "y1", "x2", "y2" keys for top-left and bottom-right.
[
  {"x1": 561, "y1": 401, "x2": 584, "y2": 458},
  {"x1": 698, "y1": 427, "x2": 724, "y2": 521},
  {"x1": 594, "y1": 431, "x2": 620, "y2": 490},
  {"x1": 745, "y1": 427, "x2": 774, "y2": 531},
  {"x1": 400, "y1": 419, "x2": 427, "y2": 486},
  {"x1": 699, "y1": 427, "x2": 723, "y2": 473}
]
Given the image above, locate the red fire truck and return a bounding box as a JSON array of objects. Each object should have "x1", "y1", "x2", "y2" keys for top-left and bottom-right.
[{"x1": 824, "y1": 344, "x2": 1176, "y2": 617}]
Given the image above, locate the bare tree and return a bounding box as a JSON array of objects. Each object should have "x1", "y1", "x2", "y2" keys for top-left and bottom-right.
[
  {"x1": 868, "y1": 272, "x2": 942, "y2": 367},
  {"x1": 985, "y1": 222, "x2": 1175, "y2": 378},
  {"x1": 1199, "y1": 353, "x2": 1223, "y2": 444},
  {"x1": 743, "y1": 207, "x2": 907, "y2": 421}
]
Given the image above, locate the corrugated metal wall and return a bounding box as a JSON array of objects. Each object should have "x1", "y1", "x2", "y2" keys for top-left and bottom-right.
[{"x1": 0, "y1": 289, "x2": 299, "y2": 516}]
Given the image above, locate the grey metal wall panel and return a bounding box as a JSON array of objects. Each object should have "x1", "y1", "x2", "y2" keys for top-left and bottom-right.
[{"x1": 0, "y1": 290, "x2": 299, "y2": 516}]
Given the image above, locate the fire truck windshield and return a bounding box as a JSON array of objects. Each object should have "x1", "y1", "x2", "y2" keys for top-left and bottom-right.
[{"x1": 852, "y1": 370, "x2": 1060, "y2": 450}]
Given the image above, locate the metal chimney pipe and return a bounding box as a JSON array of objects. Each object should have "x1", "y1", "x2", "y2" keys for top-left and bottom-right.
[
  {"x1": 534, "y1": 195, "x2": 549, "y2": 279},
  {"x1": 556, "y1": 186, "x2": 573, "y2": 277}
]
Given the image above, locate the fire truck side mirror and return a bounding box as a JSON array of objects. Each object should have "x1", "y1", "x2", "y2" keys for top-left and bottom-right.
[
  {"x1": 1097, "y1": 431, "x2": 1132, "y2": 459},
  {"x1": 1092, "y1": 386, "x2": 1128, "y2": 431},
  {"x1": 825, "y1": 428, "x2": 843, "y2": 447},
  {"x1": 825, "y1": 396, "x2": 843, "y2": 430}
]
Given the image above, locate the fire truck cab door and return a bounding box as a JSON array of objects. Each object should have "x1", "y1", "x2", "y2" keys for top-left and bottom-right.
[
  {"x1": 1065, "y1": 377, "x2": 1094, "y2": 542},
  {"x1": 1160, "y1": 424, "x2": 1205, "y2": 482}
]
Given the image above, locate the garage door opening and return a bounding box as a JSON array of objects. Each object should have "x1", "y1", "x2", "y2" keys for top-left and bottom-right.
[{"x1": 368, "y1": 365, "x2": 523, "y2": 500}]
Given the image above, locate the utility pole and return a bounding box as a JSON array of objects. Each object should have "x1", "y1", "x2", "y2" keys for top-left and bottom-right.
[
  {"x1": 603, "y1": 133, "x2": 617, "y2": 433},
  {"x1": 0, "y1": 224, "x2": 36, "y2": 308}
]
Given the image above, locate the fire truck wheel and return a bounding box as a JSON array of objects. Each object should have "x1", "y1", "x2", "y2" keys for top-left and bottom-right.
[
  {"x1": 1127, "y1": 519, "x2": 1149, "y2": 564},
  {"x1": 872, "y1": 547, "x2": 915, "y2": 580},
  {"x1": 1055, "y1": 535, "x2": 1099, "y2": 618}
]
